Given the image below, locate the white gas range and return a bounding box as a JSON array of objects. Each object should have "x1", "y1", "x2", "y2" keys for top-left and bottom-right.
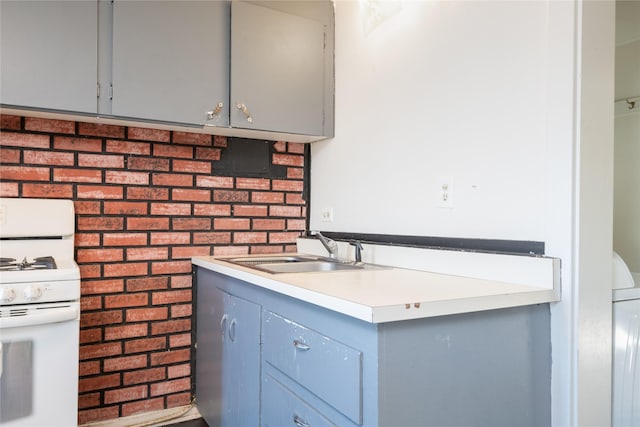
[
  {"x1": 0, "y1": 257, "x2": 80, "y2": 307},
  {"x1": 0, "y1": 198, "x2": 81, "y2": 427}
]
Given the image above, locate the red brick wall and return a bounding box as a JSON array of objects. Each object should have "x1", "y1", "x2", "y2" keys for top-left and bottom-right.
[{"x1": 0, "y1": 115, "x2": 307, "y2": 424}]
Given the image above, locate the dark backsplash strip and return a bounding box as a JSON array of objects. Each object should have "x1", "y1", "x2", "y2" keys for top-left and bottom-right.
[{"x1": 307, "y1": 232, "x2": 545, "y2": 256}]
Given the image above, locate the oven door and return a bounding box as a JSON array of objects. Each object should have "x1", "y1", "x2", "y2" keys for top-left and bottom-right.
[{"x1": 0, "y1": 302, "x2": 80, "y2": 427}]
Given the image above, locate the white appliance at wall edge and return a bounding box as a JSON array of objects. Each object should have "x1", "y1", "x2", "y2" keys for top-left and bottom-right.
[
  {"x1": 0, "y1": 198, "x2": 81, "y2": 427},
  {"x1": 612, "y1": 250, "x2": 639, "y2": 427}
]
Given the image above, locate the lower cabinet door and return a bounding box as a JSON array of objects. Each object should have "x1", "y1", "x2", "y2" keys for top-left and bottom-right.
[
  {"x1": 196, "y1": 283, "x2": 226, "y2": 426},
  {"x1": 262, "y1": 374, "x2": 338, "y2": 427},
  {"x1": 224, "y1": 293, "x2": 261, "y2": 427},
  {"x1": 196, "y1": 275, "x2": 261, "y2": 427}
]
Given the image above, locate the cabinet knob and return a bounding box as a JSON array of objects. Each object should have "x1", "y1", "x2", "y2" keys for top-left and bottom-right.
[
  {"x1": 236, "y1": 103, "x2": 253, "y2": 123},
  {"x1": 206, "y1": 102, "x2": 224, "y2": 120},
  {"x1": 293, "y1": 339, "x2": 311, "y2": 351},
  {"x1": 293, "y1": 415, "x2": 311, "y2": 427}
]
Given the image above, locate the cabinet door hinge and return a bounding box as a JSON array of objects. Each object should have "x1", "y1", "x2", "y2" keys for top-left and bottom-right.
[
  {"x1": 96, "y1": 82, "x2": 100, "y2": 98},
  {"x1": 109, "y1": 84, "x2": 113, "y2": 100}
]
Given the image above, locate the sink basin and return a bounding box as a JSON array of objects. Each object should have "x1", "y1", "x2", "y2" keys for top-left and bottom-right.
[
  {"x1": 223, "y1": 255, "x2": 318, "y2": 265},
  {"x1": 254, "y1": 261, "x2": 366, "y2": 273},
  {"x1": 221, "y1": 255, "x2": 386, "y2": 274}
]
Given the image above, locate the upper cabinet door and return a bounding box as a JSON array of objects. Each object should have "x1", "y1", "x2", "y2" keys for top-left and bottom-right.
[
  {"x1": 0, "y1": 1, "x2": 98, "y2": 113},
  {"x1": 231, "y1": 1, "x2": 331, "y2": 136},
  {"x1": 111, "y1": 0, "x2": 229, "y2": 126}
]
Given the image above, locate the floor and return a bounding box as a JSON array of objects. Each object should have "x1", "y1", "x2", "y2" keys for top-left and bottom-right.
[{"x1": 169, "y1": 419, "x2": 209, "y2": 427}]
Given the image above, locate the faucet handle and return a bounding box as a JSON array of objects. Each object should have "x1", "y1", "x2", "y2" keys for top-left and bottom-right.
[
  {"x1": 349, "y1": 240, "x2": 364, "y2": 263},
  {"x1": 311, "y1": 231, "x2": 339, "y2": 258}
]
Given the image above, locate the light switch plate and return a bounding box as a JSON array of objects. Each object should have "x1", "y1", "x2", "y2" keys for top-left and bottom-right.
[{"x1": 437, "y1": 176, "x2": 454, "y2": 208}]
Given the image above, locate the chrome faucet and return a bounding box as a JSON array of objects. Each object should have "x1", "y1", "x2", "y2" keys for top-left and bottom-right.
[
  {"x1": 310, "y1": 231, "x2": 339, "y2": 258},
  {"x1": 349, "y1": 240, "x2": 364, "y2": 263}
]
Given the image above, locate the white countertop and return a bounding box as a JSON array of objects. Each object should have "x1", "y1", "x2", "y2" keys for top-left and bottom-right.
[{"x1": 192, "y1": 253, "x2": 560, "y2": 323}]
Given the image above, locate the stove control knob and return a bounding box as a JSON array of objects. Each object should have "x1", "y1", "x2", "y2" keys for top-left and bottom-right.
[
  {"x1": 23, "y1": 286, "x2": 43, "y2": 302},
  {"x1": 0, "y1": 287, "x2": 16, "y2": 303}
]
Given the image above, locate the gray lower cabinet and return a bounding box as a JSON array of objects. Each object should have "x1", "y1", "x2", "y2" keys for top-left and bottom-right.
[
  {"x1": 262, "y1": 310, "x2": 363, "y2": 425},
  {"x1": 262, "y1": 374, "x2": 339, "y2": 427},
  {"x1": 196, "y1": 267, "x2": 552, "y2": 427},
  {"x1": 0, "y1": 0, "x2": 98, "y2": 113},
  {"x1": 111, "y1": 0, "x2": 229, "y2": 126},
  {"x1": 196, "y1": 281, "x2": 260, "y2": 427}
]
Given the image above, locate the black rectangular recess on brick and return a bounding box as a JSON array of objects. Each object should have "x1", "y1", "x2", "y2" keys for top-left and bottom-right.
[
  {"x1": 214, "y1": 138, "x2": 287, "y2": 178},
  {"x1": 307, "y1": 232, "x2": 545, "y2": 256}
]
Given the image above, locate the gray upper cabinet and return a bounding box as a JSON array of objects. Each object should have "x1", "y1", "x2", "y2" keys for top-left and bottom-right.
[
  {"x1": 0, "y1": 0, "x2": 334, "y2": 141},
  {"x1": 0, "y1": 1, "x2": 98, "y2": 113},
  {"x1": 230, "y1": 1, "x2": 333, "y2": 137},
  {"x1": 110, "y1": 0, "x2": 229, "y2": 126}
]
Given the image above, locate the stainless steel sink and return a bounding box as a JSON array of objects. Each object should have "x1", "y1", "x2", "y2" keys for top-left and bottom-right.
[
  {"x1": 253, "y1": 261, "x2": 367, "y2": 273},
  {"x1": 222, "y1": 255, "x2": 318, "y2": 265},
  {"x1": 220, "y1": 255, "x2": 386, "y2": 274}
]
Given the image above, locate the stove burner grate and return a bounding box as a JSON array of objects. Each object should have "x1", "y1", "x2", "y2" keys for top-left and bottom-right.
[{"x1": 0, "y1": 256, "x2": 57, "y2": 271}]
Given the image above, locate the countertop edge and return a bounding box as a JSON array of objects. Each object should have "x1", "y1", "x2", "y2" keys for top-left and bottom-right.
[
  {"x1": 192, "y1": 255, "x2": 558, "y2": 323},
  {"x1": 371, "y1": 289, "x2": 559, "y2": 323}
]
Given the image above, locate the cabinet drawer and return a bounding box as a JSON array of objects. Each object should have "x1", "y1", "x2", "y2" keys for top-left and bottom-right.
[
  {"x1": 263, "y1": 374, "x2": 338, "y2": 427},
  {"x1": 262, "y1": 311, "x2": 362, "y2": 424}
]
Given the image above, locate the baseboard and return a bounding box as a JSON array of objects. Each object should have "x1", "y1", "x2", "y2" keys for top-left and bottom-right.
[{"x1": 80, "y1": 404, "x2": 201, "y2": 427}]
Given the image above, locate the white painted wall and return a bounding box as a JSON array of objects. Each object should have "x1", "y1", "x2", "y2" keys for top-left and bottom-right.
[
  {"x1": 613, "y1": 0, "x2": 640, "y2": 274},
  {"x1": 573, "y1": 1, "x2": 615, "y2": 425},
  {"x1": 311, "y1": 1, "x2": 614, "y2": 426},
  {"x1": 312, "y1": 0, "x2": 572, "y2": 243}
]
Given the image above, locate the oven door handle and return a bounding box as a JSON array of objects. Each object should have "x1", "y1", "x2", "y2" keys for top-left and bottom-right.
[{"x1": 0, "y1": 305, "x2": 79, "y2": 329}]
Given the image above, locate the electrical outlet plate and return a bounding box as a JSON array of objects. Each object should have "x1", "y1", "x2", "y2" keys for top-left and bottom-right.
[
  {"x1": 437, "y1": 176, "x2": 453, "y2": 208},
  {"x1": 321, "y1": 207, "x2": 334, "y2": 222}
]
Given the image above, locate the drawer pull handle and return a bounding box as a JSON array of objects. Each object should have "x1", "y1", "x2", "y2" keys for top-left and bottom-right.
[
  {"x1": 293, "y1": 340, "x2": 310, "y2": 351},
  {"x1": 293, "y1": 414, "x2": 311, "y2": 427}
]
